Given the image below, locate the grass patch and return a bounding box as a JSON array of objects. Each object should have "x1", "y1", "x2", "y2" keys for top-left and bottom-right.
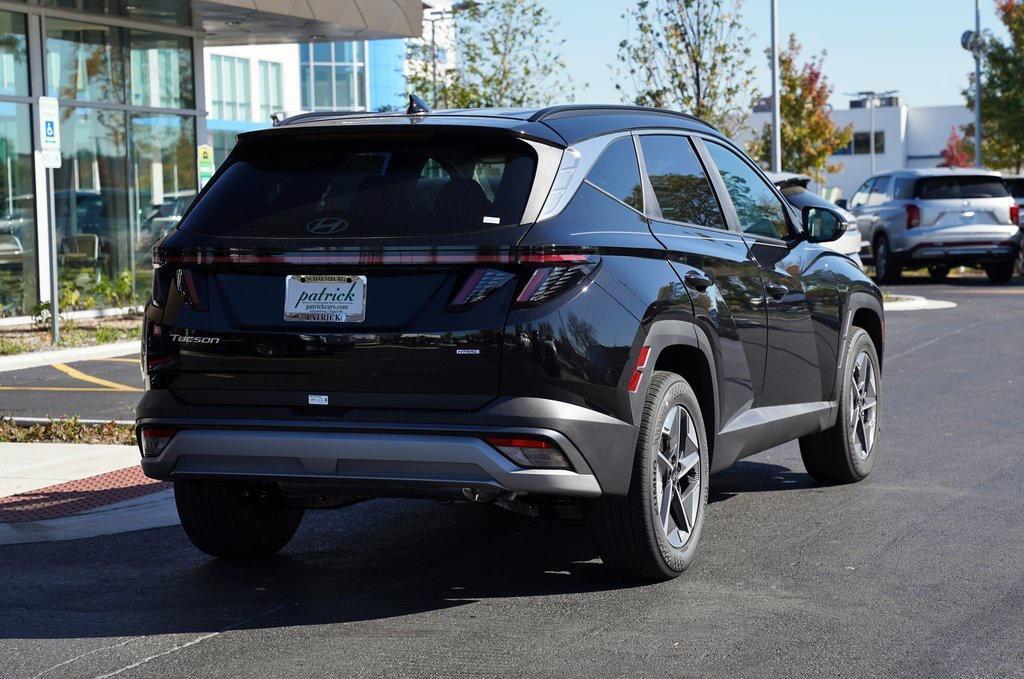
[
  {"x1": 0, "y1": 417, "x2": 135, "y2": 445},
  {"x1": 0, "y1": 316, "x2": 141, "y2": 356}
]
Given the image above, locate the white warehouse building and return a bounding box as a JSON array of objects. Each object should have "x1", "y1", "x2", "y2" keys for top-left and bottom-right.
[{"x1": 740, "y1": 97, "x2": 975, "y2": 199}]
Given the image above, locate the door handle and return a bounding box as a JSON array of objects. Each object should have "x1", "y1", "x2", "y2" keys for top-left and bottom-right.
[
  {"x1": 765, "y1": 282, "x2": 789, "y2": 300},
  {"x1": 684, "y1": 270, "x2": 713, "y2": 291}
]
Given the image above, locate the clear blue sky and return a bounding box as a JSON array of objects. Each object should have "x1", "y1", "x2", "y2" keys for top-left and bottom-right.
[{"x1": 544, "y1": 0, "x2": 1008, "y2": 109}]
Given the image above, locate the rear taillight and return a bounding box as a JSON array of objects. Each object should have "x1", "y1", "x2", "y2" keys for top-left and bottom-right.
[
  {"x1": 176, "y1": 269, "x2": 209, "y2": 311},
  {"x1": 1011, "y1": 203, "x2": 1020, "y2": 226},
  {"x1": 449, "y1": 268, "x2": 515, "y2": 307},
  {"x1": 139, "y1": 426, "x2": 178, "y2": 457},
  {"x1": 152, "y1": 265, "x2": 172, "y2": 306},
  {"x1": 484, "y1": 435, "x2": 570, "y2": 469},
  {"x1": 513, "y1": 254, "x2": 597, "y2": 307},
  {"x1": 906, "y1": 204, "x2": 921, "y2": 229}
]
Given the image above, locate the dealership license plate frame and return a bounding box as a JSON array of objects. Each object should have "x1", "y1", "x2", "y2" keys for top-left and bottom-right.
[{"x1": 284, "y1": 274, "x2": 367, "y2": 323}]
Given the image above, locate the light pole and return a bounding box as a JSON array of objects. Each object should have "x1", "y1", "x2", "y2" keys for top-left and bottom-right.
[
  {"x1": 769, "y1": 0, "x2": 781, "y2": 173},
  {"x1": 846, "y1": 90, "x2": 897, "y2": 176},
  {"x1": 423, "y1": 1, "x2": 477, "y2": 108},
  {"x1": 961, "y1": 0, "x2": 984, "y2": 167}
]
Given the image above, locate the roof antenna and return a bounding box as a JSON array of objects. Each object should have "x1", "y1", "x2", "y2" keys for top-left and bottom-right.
[{"x1": 407, "y1": 94, "x2": 431, "y2": 115}]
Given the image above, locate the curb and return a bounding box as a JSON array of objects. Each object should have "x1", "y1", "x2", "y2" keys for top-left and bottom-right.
[
  {"x1": 883, "y1": 294, "x2": 958, "y2": 311},
  {"x1": 0, "y1": 341, "x2": 138, "y2": 373}
]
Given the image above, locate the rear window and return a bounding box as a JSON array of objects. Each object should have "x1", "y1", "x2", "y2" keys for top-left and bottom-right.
[
  {"x1": 1005, "y1": 179, "x2": 1024, "y2": 198},
  {"x1": 179, "y1": 134, "x2": 537, "y2": 239},
  {"x1": 914, "y1": 176, "x2": 1009, "y2": 200}
]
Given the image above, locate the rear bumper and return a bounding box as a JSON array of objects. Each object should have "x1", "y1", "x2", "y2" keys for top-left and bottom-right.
[
  {"x1": 136, "y1": 390, "x2": 639, "y2": 498},
  {"x1": 894, "y1": 229, "x2": 1022, "y2": 265}
]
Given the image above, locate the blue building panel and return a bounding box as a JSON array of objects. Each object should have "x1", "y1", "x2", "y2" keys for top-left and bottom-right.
[{"x1": 368, "y1": 39, "x2": 407, "y2": 112}]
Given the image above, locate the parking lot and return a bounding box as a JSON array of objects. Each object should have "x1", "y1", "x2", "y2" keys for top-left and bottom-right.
[
  {"x1": 0, "y1": 357, "x2": 141, "y2": 422},
  {"x1": 2, "y1": 277, "x2": 1024, "y2": 677}
]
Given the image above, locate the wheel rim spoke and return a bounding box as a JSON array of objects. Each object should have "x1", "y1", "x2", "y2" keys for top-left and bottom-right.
[{"x1": 653, "y1": 404, "x2": 703, "y2": 550}]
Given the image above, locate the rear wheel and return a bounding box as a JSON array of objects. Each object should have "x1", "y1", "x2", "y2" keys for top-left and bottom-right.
[
  {"x1": 174, "y1": 480, "x2": 304, "y2": 559},
  {"x1": 593, "y1": 371, "x2": 709, "y2": 581},
  {"x1": 800, "y1": 327, "x2": 881, "y2": 484},
  {"x1": 985, "y1": 260, "x2": 1014, "y2": 284},
  {"x1": 873, "y1": 237, "x2": 901, "y2": 284},
  {"x1": 927, "y1": 265, "x2": 950, "y2": 281}
]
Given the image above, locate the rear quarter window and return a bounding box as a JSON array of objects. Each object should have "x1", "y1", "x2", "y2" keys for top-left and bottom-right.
[
  {"x1": 178, "y1": 134, "x2": 538, "y2": 239},
  {"x1": 914, "y1": 176, "x2": 1010, "y2": 200}
]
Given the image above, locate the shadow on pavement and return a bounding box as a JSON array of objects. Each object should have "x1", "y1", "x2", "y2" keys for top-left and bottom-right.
[{"x1": 0, "y1": 461, "x2": 815, "y2": 640}]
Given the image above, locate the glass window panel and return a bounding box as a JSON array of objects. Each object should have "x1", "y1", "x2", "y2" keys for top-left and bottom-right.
[
  {"x1": 0, "y1": 12, "x2": 28, "y2": 97},
  {"x1": 129, "y1": 113, "x2": 196, "y2": 292},
  {"x1": 128, "y1": 30, "x2": 193, "y2": 109},
  {"x1": 334, "y1": 41, "x2": 353, "y2": 62},
  {"x1": 45, "y1": 18, "x2": 125, "y2": 103},
  {"x1": 300, "y1": 64, "x2": 311, "y2": 110},
  {"x1": 313, "y1": 65, "x2": 331, "y2": 108},
  {"x1": 355, "y1": 69, "x2": 366, "y2": 109},
  {"x1": 235, "y1": 58, "x2": 250, "y2": 120},
  {"x1": 706, "y1": 141, "x2": 789, "y2": 239},
  {"x1": 0, "y1": 102, "x2": 37, "y2": 317},
  {"x1": 312, "y1": 41, "x2": 331, "y2": 63},
  {"x1": 640, "y1": 136, "x2": 725, "y2": 229},
  {"x1": 54, "y1": 107, "x2": 130, "y2": 306},
  {"x1": 49, "y1": 0, "x2": 190, "y2": 27},
  {"x1": 353, "y1": 41, "x2": 364, "y2": 62},
  {"x1": 585, "y1": 137, "x2": 642, "y2": 210},
  {"x1": 335, "y1": 65, "x2": 354, "y2": 108}
]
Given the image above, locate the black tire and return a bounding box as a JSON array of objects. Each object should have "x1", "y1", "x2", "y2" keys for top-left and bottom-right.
[
  {"x1": 927, "y1": 265, "x2": 950, "y2": 281},
  {"x1": 174, "y1": 480, "x2": 304, "y2": 559},
  {"x1": 593, "y1": 371, "x2": 710, "y2": 582},
  {"x1": 799, "y1": 327, "x2": 881, "y2": 484},
  {"x1": 1015, "y1": 249, "x2": 1024, "y2": 278},
  {"x1": 985, "y1": 260, "x2": 1014, "y2": 284},
  {"x1": 873, "y1": 237, "x2": 901, "y2": 284}
]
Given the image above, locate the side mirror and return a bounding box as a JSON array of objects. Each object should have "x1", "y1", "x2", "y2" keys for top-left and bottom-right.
[
  {"x1": 835, "y1": 198, "x2": 848, "y2": 209},
  {"x1": 803, "y1": 206, "x2": 851, "y2": 243}
]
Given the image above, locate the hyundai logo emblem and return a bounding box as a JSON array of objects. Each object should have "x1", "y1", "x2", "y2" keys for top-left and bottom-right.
[{"x1": 306, "y1": 217, "x2": 349, "y2": 235}]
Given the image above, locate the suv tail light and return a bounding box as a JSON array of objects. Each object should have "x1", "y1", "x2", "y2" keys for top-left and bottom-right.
[
  {"x1": 906, "y1": 204, "x2": 921, "y2": 229},
  {"x1": 484, "y1": 435, "x2": 570, "y2": 469},
  {"x1": 1011, "y1": 203, "x2": 1020, "y2": 226},
  {"x1": 152, "y1": 264, "x2": 172, "y2": 306},
  {"x1": 449, "y1": 268, "x2": 515, "y2": 307},
  {"x1": 513, "y1": 253, "x2": 598, "y2": 307},
  {"x1": 139, "y1": 426, "x2": 178, "y2": 457}
]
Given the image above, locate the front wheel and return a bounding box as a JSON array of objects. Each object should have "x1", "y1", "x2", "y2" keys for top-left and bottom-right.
[
  {"x1": 593, "y1": 371, "x2": 709, "y2": 581},
  {"x1": 799, "y1": 327, "x2": 881, "y2": 484},
  {"x1": 175, "y1": 480, "x2": 304, "y2": 559}
]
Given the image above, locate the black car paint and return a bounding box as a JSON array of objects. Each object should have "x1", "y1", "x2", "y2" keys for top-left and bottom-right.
[{"x1": 138, "y1": 107, "x2": 882, "y2": 496}]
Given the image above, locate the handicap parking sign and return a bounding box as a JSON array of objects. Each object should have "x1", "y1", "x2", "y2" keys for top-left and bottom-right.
[{"x1": 38, "y1": 96, "x2": 61, "y2": 168}]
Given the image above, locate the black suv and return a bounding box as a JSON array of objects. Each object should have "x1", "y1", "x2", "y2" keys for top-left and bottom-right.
[{"x1": 138, "y1": 105, "x2": 884, "y2": 581}]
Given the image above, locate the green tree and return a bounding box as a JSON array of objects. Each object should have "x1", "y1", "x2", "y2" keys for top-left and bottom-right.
[
  {"x1": 407, "y1": 0, "x2": 575, "y2": 109},
  {"x1": 615, "y1": 0, "x2": 757, "y2": 137},
  {"x1": 964, "y1": 0, "x2": 1024, "y2": 172},
  {"x1": 748, "y1": 35, "x2": 852, "y2": 185}
]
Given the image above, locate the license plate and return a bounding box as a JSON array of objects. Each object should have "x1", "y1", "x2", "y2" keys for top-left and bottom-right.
[{"x1": 284, "y1": 275, "x2": 366, "y2": 323}]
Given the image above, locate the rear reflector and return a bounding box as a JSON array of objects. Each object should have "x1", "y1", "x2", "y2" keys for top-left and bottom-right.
[
  {"x1": 627, "y1": 346, "x2": 651, "y2": 392},
  {"x1": 139, "y1": 427, "x2": 178, "y2": 458},
  {"x1": 484, "y1": 436, "x2": 570, "y2": 469}
]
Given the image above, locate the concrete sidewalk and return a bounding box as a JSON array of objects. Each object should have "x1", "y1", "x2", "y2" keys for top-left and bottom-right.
[{"x1": 0, "y1": 442, "x2": 177, "y2": 544}]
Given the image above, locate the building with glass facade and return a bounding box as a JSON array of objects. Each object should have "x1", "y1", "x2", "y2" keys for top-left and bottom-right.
[
  {"x1": 0, "y1": 0, "x2": 421, "y2": 322},
  {"x1": 204, "y1": 38, "x2": 408, "y2": 170}
]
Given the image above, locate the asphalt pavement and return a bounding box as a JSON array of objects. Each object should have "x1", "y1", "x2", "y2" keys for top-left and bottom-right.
[
  {"x1": 0, "y1": 357, "x2": 141, "y2": 422},
  {"x1": 3, "y1": 277, "x2": 1024, "y2": 677}
]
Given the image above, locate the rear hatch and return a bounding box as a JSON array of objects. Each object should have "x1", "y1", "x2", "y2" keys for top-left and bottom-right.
[
  {"x1": 147, "y1": 129, "x2": 559, "y2": 411},
  {"x1": 913, "y1": 175, "x2": 1017, "y2": 239}
]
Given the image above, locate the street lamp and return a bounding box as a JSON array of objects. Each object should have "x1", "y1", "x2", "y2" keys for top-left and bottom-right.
[
  {"x1": 845, "y1": 90, "x2": 897, "y2": 176},
  {"x1": 961, "y1": 0, "x2": 984, "y2": 168},
  {"x1": 423, "y1": 1, "x2": 477, "y2": 108},
  {"x1": 769, "y1": 0, "x2": 781, "y2": 173}
]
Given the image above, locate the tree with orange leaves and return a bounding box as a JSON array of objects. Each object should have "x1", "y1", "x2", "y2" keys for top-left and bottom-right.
[{"x1": 939, "y1": 127, "x2": 973, "y2": 168}]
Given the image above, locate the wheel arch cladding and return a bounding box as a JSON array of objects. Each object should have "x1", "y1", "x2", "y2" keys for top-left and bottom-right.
[{"x1": 849, "y1": 298, "x2": 885, "y2": 367}]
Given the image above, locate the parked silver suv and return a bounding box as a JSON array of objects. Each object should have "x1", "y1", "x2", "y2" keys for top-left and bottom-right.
[{"x1": 844, "y1": 169, "x2": 1021, "y2": 283}]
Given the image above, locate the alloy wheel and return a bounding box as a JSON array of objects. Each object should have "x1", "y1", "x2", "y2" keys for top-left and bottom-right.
[
  {"x1": 653, "y1": 405, "x2": 702, "y2": 549},
  {"x1": 849, "y1": 351, "x2": 878, "y2": 459}
]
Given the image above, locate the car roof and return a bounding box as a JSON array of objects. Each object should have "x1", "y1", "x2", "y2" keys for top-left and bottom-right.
[
  {"x1": 256, "y1": 105, "x2": 722, "y2": 147},
  {"x1": 887, "y1": 168, "x2": 1004, "y2": 179}
]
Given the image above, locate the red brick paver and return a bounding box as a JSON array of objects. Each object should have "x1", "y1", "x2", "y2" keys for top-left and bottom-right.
[{"x1": 0, "y1": 466, "x2": 170, "y2": 523}]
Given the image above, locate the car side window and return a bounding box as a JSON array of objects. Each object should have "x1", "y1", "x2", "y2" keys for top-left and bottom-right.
[
  {"x1": 850, "y1": 180, "x2": 872, "y2": 208},
  {"x1": 866, "y1": 177, "x2": 891, "y2": 206},
  {"x1": 638, "y1": 135, "x2": 725, "y2": 229},
  {"x1": 584, "y1": 137, "x2": 643, "y2": 210},
  {"x1": 892, "y1": 177, "x2": 916, "y2": 200},
  {"x1": 705, "y1": 141, "x2": 790, "y2": 239}
]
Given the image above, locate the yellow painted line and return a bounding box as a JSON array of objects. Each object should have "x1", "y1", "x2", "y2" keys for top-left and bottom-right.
[
  {"x1": 0, "y1": 386, "x2": 133, "y2": 392},
  {"x1": 50, "y1": 363, "x2": 142, "y2": 392}
]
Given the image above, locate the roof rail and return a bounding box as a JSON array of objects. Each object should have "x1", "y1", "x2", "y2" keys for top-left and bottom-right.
[{"x1": 527, "y1": 104, "x2": 716, "y2": 130}]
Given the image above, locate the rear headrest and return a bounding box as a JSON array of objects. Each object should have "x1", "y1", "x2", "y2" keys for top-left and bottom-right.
[{"x1": 434, "y1": 177, "x2": 492, "y2": 228}]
